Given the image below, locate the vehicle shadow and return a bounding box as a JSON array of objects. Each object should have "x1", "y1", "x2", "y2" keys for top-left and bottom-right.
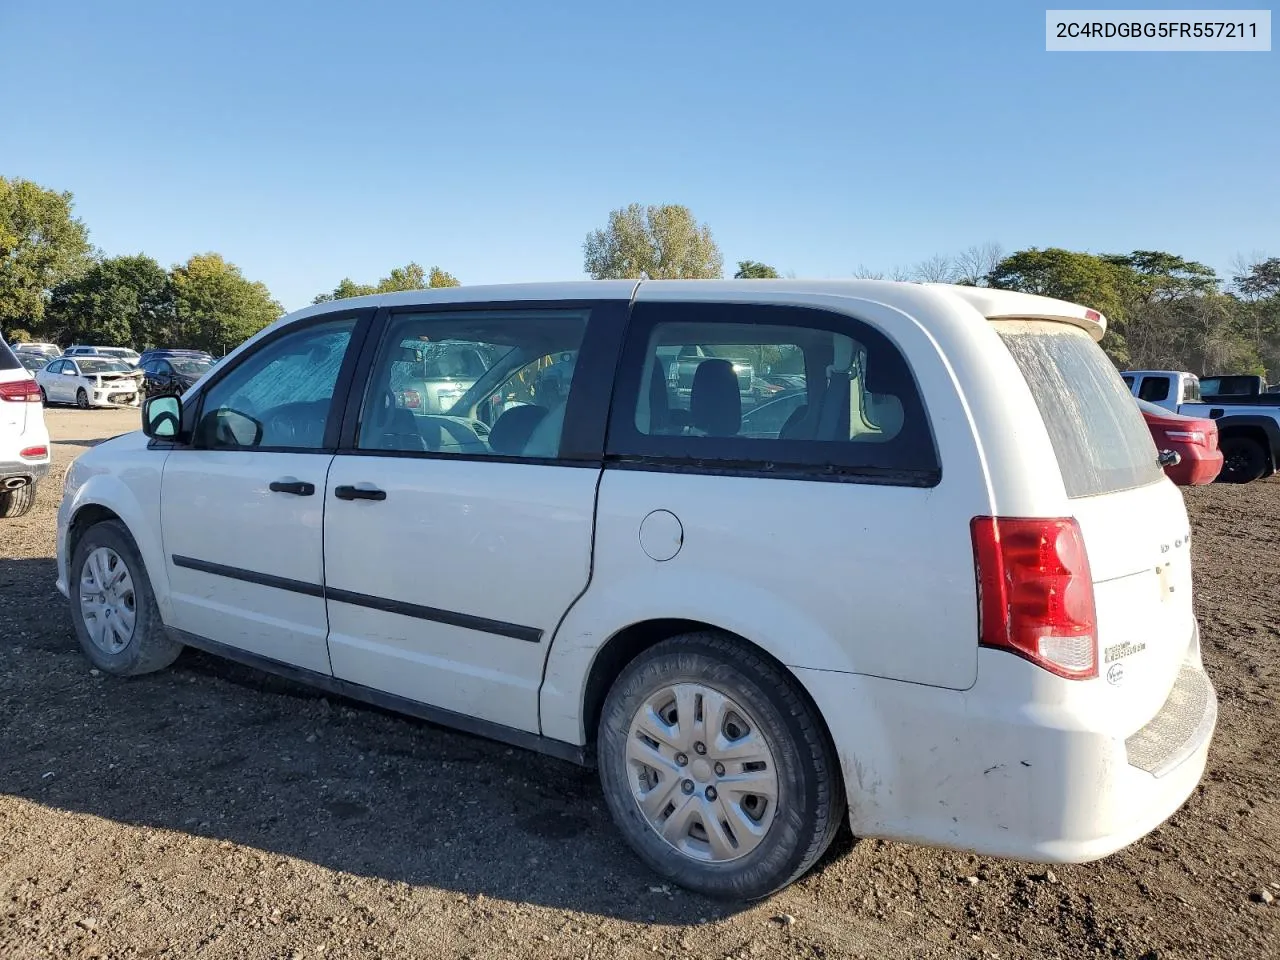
[{"x1": 0, "y1": 557, "x2": 851, "y2": 922}]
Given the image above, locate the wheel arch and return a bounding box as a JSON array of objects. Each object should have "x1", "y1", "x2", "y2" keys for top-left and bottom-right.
[
  {"x1": 571, "y1": 618, "x2": 843, "y2": 786},
  {"x1": 1216, "y1": 421, "x2": 1277, "y2": 470}
]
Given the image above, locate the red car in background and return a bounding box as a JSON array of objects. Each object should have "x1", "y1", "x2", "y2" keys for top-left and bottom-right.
[{"x1": 1136, "y1": 398, "x2": 1223, "y2": 485}]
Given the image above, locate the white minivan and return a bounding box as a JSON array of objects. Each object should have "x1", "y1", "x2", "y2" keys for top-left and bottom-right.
[{"x1": 55, "y1": 281, "x2": 1216, "y2": 899}]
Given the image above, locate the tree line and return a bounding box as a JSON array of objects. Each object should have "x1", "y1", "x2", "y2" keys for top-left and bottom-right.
[
  {"x1": 5, "y1": 177, "x2": 1275, "y2": 376},
  {"x1": 0, "y1": 177, "x2": 460, "y2": 354},
  {"x1": 585, "y1": 203, "x2": 1280, "y2": 377}
]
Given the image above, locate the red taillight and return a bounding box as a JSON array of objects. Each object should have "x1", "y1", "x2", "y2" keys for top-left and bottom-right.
[
  {"x1": 971, "y1": 516, "x2": 1098, "y2": 680},
  {"x1": 399, "y1": 390, "x2": 421, "y2": 409},
  {"x1": 19, "y1": 446, "x2": 47, "y2": 459},
  {"x1": 1164, "y1": 429, "x2": 1207, "y2": 446},
  {"x1": 0, "y1": 379, "x2": 41, "y2": 402}
]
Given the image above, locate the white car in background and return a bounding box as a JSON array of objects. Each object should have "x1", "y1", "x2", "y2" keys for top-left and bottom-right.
[
  {"x1": 0, "y1": 338, "x2": 51, "y2": 517},
  {"x1": 36, "y1": 357, "x2": 143, "y2": 408}
]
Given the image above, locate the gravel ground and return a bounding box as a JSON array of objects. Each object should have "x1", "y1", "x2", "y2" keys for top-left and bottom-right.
[{"x1": 1, "y1": 406, "x2": 1277, "y2": 959}]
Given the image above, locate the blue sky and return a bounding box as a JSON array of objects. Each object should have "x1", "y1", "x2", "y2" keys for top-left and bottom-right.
[{"x1": 3, "y1": 1, "x2": 1276, "y2": 310}]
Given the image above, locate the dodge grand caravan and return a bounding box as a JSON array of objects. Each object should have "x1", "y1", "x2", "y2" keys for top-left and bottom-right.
[{"x1": 55, "y1": 281, "x2": 1216, "y2": 899}]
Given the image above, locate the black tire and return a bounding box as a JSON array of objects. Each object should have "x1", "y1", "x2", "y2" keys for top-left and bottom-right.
[
  {"x1": 69, "y1": 519, "x2": 182, "y2": 675},
  {"x1": 1218, "y1": 436, "x2": 1268, "y2": 484},
  {"x1": 0, "y1": 481, "x2": 37, "y2": 518},
  {"x1": 38, "y1": 386, "x2": 47, "y2": 404},
  {"x1": 76, "y1": 388, "x2": 89, "y2": 409},
  {"x1": 598, "y1": 632, "x2": 845, "y2": 900}
]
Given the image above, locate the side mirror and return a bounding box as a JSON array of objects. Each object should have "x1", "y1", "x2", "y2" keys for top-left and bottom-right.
[{"x1": 142, "y1": 395, "x2": 182, "y2": 440}]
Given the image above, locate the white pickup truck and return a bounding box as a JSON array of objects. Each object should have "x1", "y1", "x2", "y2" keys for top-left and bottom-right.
[{"x1": 1123, "y1": 370, "x2": 1280, "y2": 483}]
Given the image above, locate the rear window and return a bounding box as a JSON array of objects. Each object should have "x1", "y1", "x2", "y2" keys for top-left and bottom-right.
[
  {"x1": 998, "y1": 323, "x2": 1161, "y2": 498},
  {"x1": 0, "y1": 340, "x2": 20, "y2": 371}
]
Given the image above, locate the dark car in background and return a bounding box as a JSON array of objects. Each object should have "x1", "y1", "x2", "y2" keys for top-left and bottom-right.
[
  {"x1": 16, "y1": 353, "x2": 47, "y2": 374},
  {"x1": 140, "y1": 352, "x2": 216, "y2": 397}
]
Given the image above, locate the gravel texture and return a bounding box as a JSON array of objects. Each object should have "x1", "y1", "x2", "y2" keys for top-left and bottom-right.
[{"x1": 0, "y1": 407, "x2": 1277, "y2": 959}]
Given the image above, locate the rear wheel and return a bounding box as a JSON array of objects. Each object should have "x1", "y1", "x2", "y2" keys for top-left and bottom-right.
[
  {"x1": 76, "y1": 388, "x2": 89, "y2": 409},
  {"x1": 0, "y1": 482, "x2": 37, "y2": 518},
  {"x1": 1218, "y1": 436, "x2": 1268, "y2": 484},
  {"x1": 598, "y1": 632, "x2": 845, "y2": 900}
]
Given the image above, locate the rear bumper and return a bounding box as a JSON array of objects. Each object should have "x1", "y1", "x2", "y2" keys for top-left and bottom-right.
[
  {"x1": 0, "y1": 458, "x2": 51, "y2": 483},
  {"x1": 795, "y1": 633, "x2": 1216, "y2": 863},
  {"x1": 1166, "y1": 449, "x2": 1223, "y2": 485}
]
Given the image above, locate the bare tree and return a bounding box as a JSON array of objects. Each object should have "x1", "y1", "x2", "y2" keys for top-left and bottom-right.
[
  {"x1": 910, "y1": 254, "x2": 956, "y2": 284},
  {"x1": 851, "y1": 263, "x2": 885, "y2": 280},
  {"x1": 954, "y1": 242, "x2": 1005, "y2": 286}
]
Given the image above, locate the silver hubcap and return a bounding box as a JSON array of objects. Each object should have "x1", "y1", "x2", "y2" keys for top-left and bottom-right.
[
  {"x1": 625, "y1": 682, "x2": 779, "y2": 863},
  {"x1": 79, "y1": 547, "x2": 137, "y2": 654}
]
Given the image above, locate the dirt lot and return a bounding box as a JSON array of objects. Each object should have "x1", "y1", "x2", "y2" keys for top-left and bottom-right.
[{"x1": 1, "y1": 406, "x2": 1277, "y2": 959}]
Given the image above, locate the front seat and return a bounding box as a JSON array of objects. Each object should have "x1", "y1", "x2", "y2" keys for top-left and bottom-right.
[
  {"x1": 689, "y1": 359, "x2": 742, "y2": 437},
  {"x1": 366, "y1": 398, "x2": 426, "y2": 451},
  {"x1": 489, "y1": 404, "x2": 549, "y2": 456}
]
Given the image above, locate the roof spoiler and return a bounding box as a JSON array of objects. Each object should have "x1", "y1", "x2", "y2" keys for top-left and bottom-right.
[{"x1": 927, "y1": 284, "x2": 1108, "y2": 342}]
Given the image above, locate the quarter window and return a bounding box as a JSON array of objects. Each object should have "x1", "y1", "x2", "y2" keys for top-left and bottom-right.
[
  {"x1": 357, "y1": 310, "x2": 588, "y2": 459},
  {"x1": 194, "y1": 318, "x2": 356, "y2": 450},
  {"x1": 611, "y1": 303, "x2": 938, "y2": 482}
]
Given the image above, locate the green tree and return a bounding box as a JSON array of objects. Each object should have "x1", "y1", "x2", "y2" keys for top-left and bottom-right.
[
  {"x1": 583, "y1": 204, "x2": 722, "y2": 279},
  {"x1": 314, "y1": 262, "x2": 461, "y2": 302},
  {"x1": 428, "y1": 266, "x2": 460, "y2": 288},
  {"x1": 0, "y1": 177, "x2": 92, "y2": 336},
  {"x1": 734, "y1": 260, "x2": 780, "y2": 279},
  {"x1": 1101, "y1": 250, "x2": 1218, "y2": 303},
  {"x1": 46, "y1": 255, "x2": 173, "y2": 347},
  {"x1": 171, "y1": 253, "x2": 281, "y2": 355},
  {"x1": 1234, "y1": 257, "x2": 1280, "y2": 301},
  {"x1": 986, "y1": 247, "x2": 1136, "y2": 364}
]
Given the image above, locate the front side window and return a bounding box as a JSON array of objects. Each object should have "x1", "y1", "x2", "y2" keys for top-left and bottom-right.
[
  {"x1": 195, "y1": 318, "x2": 356, "y2": 450},
  {"x1": 611, "y1": 303, "x2": 938, "y2": 483},
  {"x1": 357, "y1": 310, "x2": 588, "y2": 459}
]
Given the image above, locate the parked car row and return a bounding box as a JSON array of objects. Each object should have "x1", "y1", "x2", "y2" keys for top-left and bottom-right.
[
  {"x1": 7, "y1": 343, "x2": 217, "y2": 409},
  {"x1": 56, "y1": 280, "x2": 1218, "y2": 900},
  {"x1": 1123, "y1": 370, "x2": 1280, "y2": 483}
]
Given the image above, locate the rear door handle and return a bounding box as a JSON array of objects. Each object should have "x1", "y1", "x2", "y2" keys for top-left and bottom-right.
[
  {"x1": 334, "y1": 484, "x2": 387, "y2": 502},
  {"x1": 269, "y1": 479, "x2": 315, "y2": 496}
]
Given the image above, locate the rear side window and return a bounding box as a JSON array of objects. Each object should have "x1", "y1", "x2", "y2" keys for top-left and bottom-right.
[
  {"x1": 998, "y1": 323, "x2": 1161, "y2": 498},
  {"x1": 0, "y1": 340, "x2": 20, "y2": 371},
  {"x1": 1137, "y1": 376, "x2": 1170, "y2": 402},
  {"x1": 609, "y1": 302, "x2": 939, "y2": 485}
]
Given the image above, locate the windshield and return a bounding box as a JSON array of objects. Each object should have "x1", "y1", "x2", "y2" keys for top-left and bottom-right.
[
  {"x1": 19, "y1": 354, "x2": 46, "y2": 371},
  {"x1": 171, "y1": 358, "x2": 214, "y2": 377},
  {"x1": 79, "y1": 359, "x2": 133, "y2": 374},
  {"x1": 102, "y1": 348, "x2": 139, "y2": 360}
]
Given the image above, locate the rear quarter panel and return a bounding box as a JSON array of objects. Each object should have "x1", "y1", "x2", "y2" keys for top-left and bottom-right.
[{"x1": 540, "y1": 286, "x2": 1046, "y2": 745}]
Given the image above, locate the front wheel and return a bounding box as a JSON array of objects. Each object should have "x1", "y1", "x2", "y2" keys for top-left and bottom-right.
[
  {"x1": 70, "y1": 520, "x2": 182, "y2": 675},
  {"x1": 598, "y1": 632, "x2": 845, "y2": 900},
  {"x1": 1218, "y1": 436, "x2": 1268, "y2": 484},
  {"x1": 38, "y1": 386, "x2": 47, "y2": 405},
  {"x1": 76, "y1": 388, "x2": 90, "y2": 409}
]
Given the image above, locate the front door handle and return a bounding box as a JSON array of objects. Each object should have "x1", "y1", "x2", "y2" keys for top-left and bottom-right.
[
  {"x1": 334, "y1": 484, "x2": 387, "y2": 502},
  {"x1": 269, "y1": 479, "x2": 315, "y2": 496}
]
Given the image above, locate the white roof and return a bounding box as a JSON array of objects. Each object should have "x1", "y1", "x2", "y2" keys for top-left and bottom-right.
[{"x1": 277, "y1": 279, "x2": 1108, "y2": 340}]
